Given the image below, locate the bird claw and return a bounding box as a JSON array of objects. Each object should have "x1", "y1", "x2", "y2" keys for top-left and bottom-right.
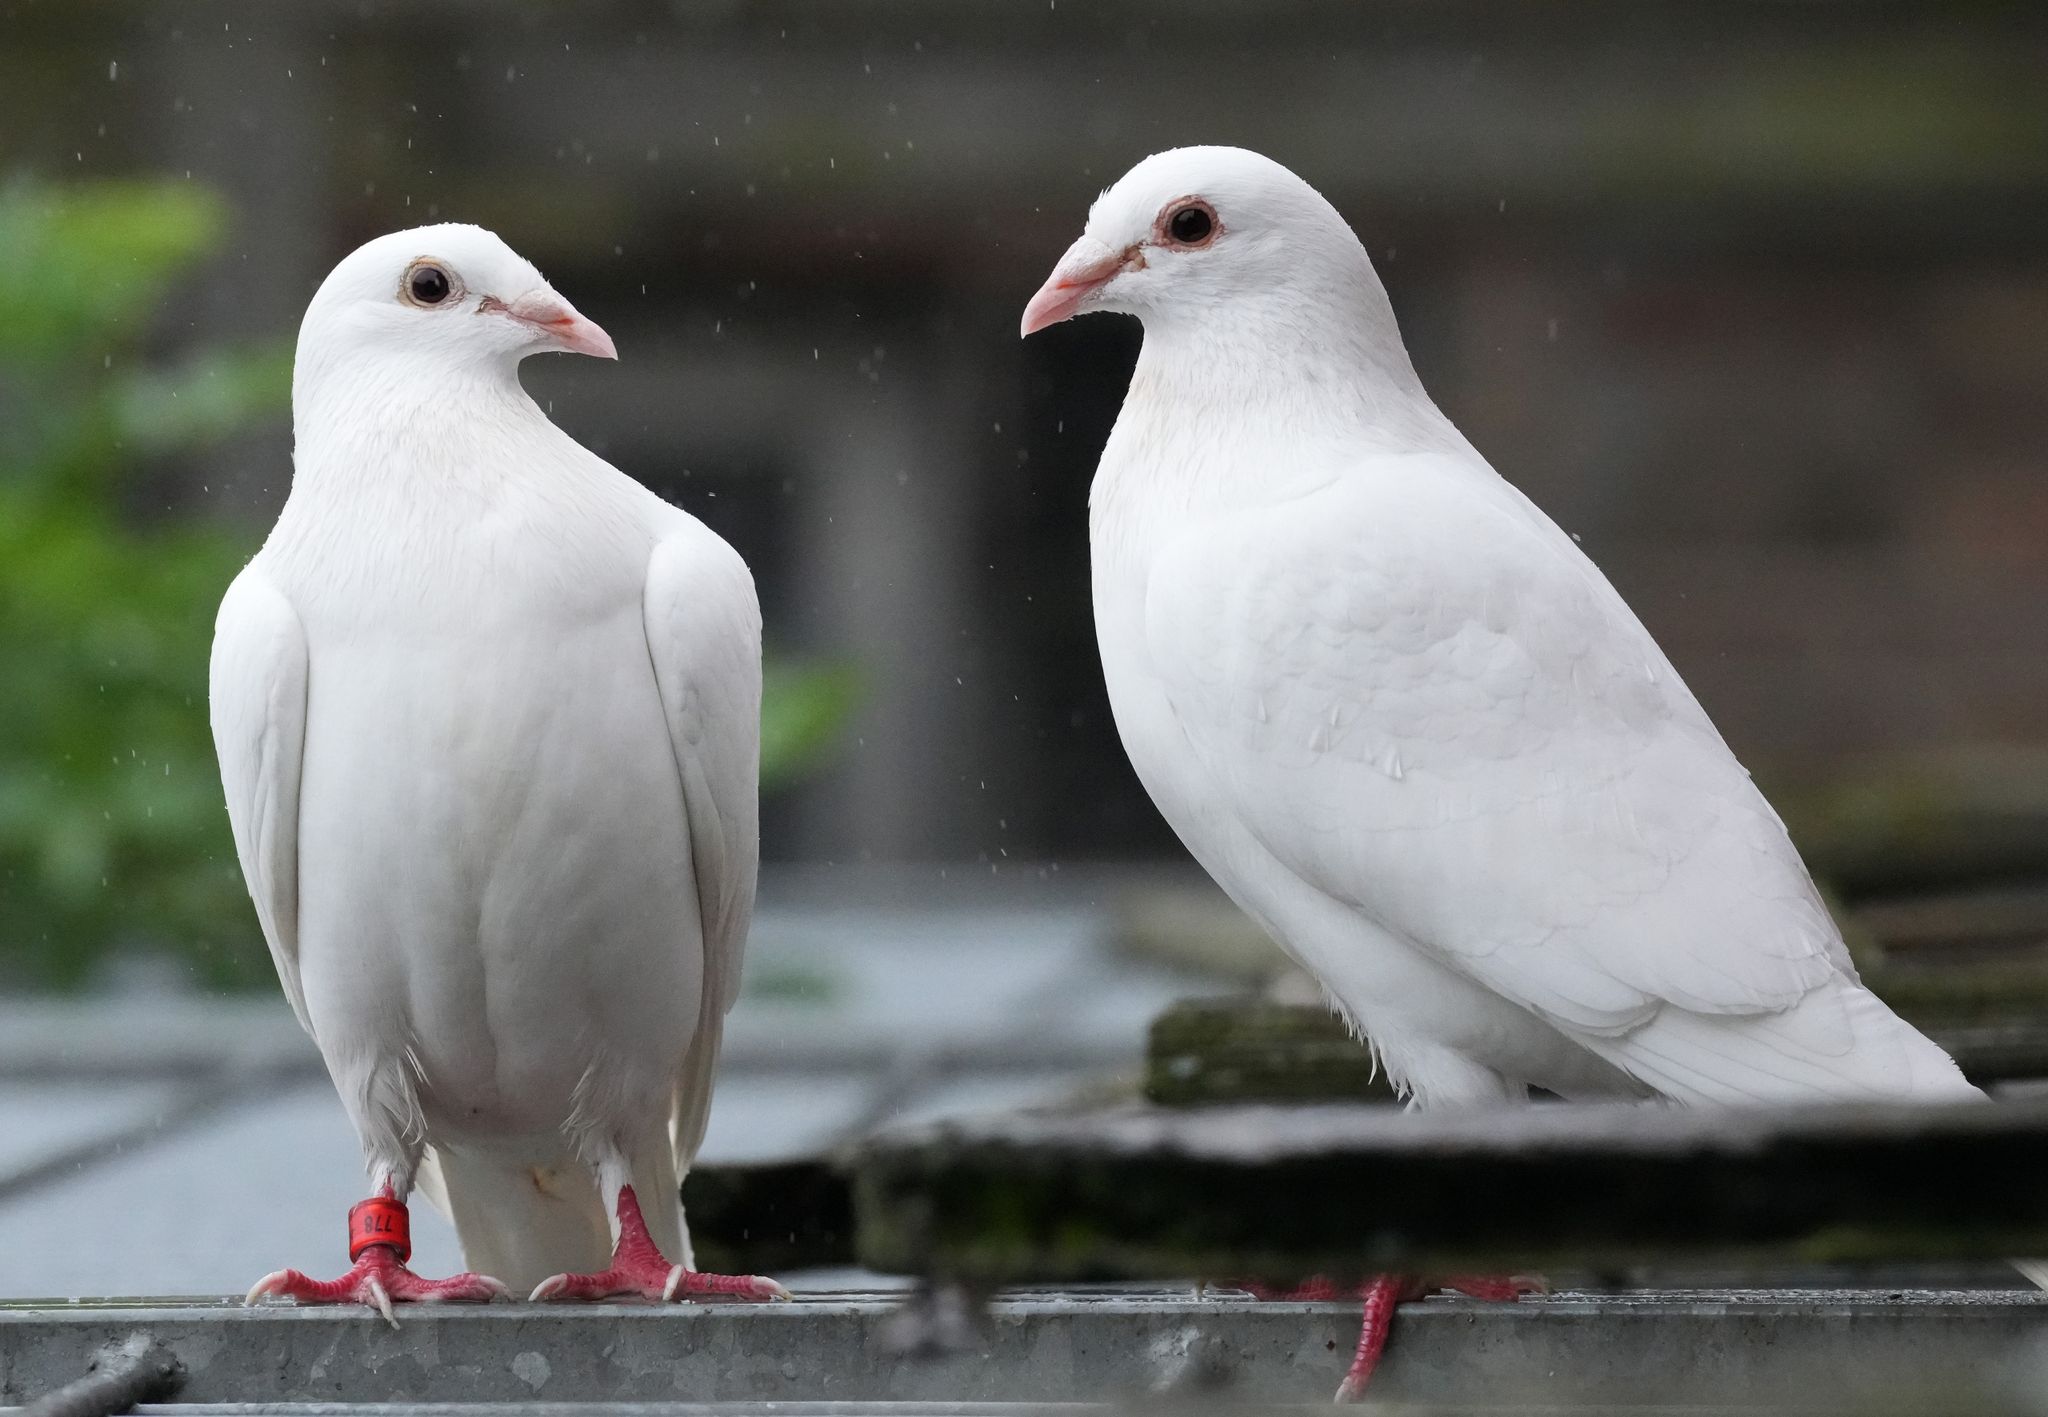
[
  {"x1": 365, "y1": 1275, "x2": 396, "y2": 1328},
  {"x1": 675, "y1": 1268, "x2": 791, "y2": 1302},
  {"x1": 530, "y1": 1183, "x2": 788, "y2": 1304},
  {"x1": 245, "y1": 1251, "x2": 508, "y2": 1321},
  {"x1": 673, "y1": 1265, "x2": 790, "y2": 1302},
  {"x1": 245, "y1": 1269, "x2": 299, "y2": 1310},
  {"x1": 533, "y1": 1262, "x2": 789, "y2": 1303}
]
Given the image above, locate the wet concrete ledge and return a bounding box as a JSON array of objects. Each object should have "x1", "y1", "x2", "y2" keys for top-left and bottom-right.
[
  {"x1": 851, "y1": 1099, "x2": 2048, "y2": 1278},
  {"x1": 3, "y1": 1290, "x2": 2045, "y2": 1411}
]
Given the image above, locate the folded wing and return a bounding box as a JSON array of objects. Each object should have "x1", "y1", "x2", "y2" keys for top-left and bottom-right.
[
  {"x1": 641, "y1": 518, "x2": 764, "y2": 1171},
  {"x1": 1143, "y1": 453, "x2": 1970, "y2": 1103},
  {"x1": 209, "y1": 567, "x2": 313, "y2": 1035}
]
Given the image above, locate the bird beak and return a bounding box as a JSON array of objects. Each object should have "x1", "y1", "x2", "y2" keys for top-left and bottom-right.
[
  {"x1": 1020, "y1": 236, "x2": 1135, "y2": 337},
  {"x1": 499, "y1": 290, "x2": 619, "y2": 360}
]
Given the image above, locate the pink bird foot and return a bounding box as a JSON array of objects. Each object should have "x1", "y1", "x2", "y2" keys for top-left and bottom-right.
[
  {"x1": 1234, "y1": 1271, "x2": 1544, "y2": 1402},
  {"x1": 1334, "y1": 1273, "x2": 1546, "y2": 1403},
  {"x1": 528, "y1": 1184, "x2": 790, "y2": 1303},
  {"x1": 246, "y1": 1194, "x2": 509, "y2": 1326}
]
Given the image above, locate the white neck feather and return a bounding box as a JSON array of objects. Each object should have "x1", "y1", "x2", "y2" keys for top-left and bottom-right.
[
  {"x1": 1091, "y1": 255, "x2": 1459, "y2": 539},
  {"x1": 290, "y1": 353, "x2": 551, "y2": 495}
]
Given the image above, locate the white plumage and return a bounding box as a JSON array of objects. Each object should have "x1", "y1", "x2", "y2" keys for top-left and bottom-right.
[
  {"x1": 1026, "y1": 148, "x2": 1975, "y2": 1112},
  {"x1": 212, "y1": 224, "x2": 771, "y2": 1305}
]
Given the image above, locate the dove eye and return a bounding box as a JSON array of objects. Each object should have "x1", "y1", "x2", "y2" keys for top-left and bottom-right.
[
  {"x1": 1161, "y1": 200, "x2": 1218, "y2": 249},
  {"x1": 400, "y1": 260, "x2": 461, "y2": 309}
]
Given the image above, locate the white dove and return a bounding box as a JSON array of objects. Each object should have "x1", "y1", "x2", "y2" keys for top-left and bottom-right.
[
  {"x1": 1022, "y1": 147, "x2": 1980, "y2": 1398},
  {"x1": 211, "y1": 224, "x2": 785, "y2": 1314}
]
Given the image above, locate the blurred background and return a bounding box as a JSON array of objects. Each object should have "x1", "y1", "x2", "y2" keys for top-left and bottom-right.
[{"x1": 2, "y1": 0, "x2": 2047, "y2": 1297}]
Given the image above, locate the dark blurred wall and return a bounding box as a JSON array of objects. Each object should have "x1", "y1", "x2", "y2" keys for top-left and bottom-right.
[{"x1": 3, "y1": 0, "x2": 2045, "y2": 863}]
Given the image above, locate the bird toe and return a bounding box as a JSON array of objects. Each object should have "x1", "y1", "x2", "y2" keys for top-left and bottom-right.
[{"x1": 244, "y1": 1270, "x2": 295, "y2": 1305}]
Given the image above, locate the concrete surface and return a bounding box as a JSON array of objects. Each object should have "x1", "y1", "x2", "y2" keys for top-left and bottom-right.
[
  {"x1": 854, "y1": 1096, "x2": 2048, "y2": 1277},
  {"x1": 3, "y1": 1291, "x2": 2044, "y2": 1410}
]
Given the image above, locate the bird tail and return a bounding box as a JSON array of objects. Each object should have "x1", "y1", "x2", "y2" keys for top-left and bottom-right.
[
  {"x1": 1598, "y1": 976, "x2": 1981, "y2": 1107},
  {"x1": 416, "y1": 1141, "x2": 648, "y2": 1297},
  {"x1": 671, "y1": 1008, "x2": 725, "y2": 1177},
  {"x1": 1591, "y1": 978, "x2": 2048, "y2": 1291}
]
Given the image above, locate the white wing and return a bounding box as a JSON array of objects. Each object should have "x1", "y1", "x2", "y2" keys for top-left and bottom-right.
[
  {"x1": 641, "y1": 516, "x2": 763, "y2": 1170},
  {"x1": 1143, "y1": 451, "x2": 1970, "y2": 1104},
  {"x1": 209, "y1": 566, "x2": 313, "y2": 1035}
]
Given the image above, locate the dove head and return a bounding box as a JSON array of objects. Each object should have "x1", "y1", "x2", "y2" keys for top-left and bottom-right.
[
  {"x1": 1020, "y1": 147, "x2": 1416, "y2": 388},
  {"x1": 294, "y1": 224, "x2": 614, "y2": 413}
]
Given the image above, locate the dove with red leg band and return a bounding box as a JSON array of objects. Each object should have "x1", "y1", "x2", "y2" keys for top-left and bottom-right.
[{"x1": 211, "y1": 225, "x2": 773, "y2": 1307}]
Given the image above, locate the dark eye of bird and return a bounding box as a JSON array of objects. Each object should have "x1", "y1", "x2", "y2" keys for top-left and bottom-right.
[
  {"x1": 1168, "y1": 205, "x2": 1214, "y2": 245},
  {"x1": 409, "y1": 265, "x2": 452, "y2": 306}
]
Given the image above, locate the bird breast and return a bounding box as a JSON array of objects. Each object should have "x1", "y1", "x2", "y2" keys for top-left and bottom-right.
[{"x1": 274, "y1": 477, "x2": 701, "y2": 1138}]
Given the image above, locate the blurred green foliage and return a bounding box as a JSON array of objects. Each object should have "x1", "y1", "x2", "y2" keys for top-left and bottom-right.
[
  {"x1": 0, "y1": 178, "x2": 285, "y2": 991},
  {"x1": 0, "y1": 178, "x2": 850, "y2": 992},
  {"x1": 763, "y1": 660, "x2": 861, "y2": 794}
]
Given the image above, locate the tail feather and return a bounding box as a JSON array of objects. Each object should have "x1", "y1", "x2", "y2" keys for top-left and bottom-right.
[
  {"x1": 1578, "y1": 977, "x2": 2048, "y2": 1290},
  {"x1": 1594, "y1": 977, "x2": 1980, "y2": 1107},
  {"x1": 671, "y1": 1010, "x2": 725, "y2": 1178},
  {"x1": 656, "y1": 1002, "x2": 728, "y2": 1273}
]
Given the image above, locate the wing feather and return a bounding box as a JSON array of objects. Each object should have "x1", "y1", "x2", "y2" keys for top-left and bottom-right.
[
  {"x1": 209, "y1": 567, "x2": 312, "y2": 1035},
  {"x1": 641, "y1": 521, "x2": 762, "y2": 1171},
  {"x1": 1142, "y1": 454, "x2": 1961, "y2": 1100}
]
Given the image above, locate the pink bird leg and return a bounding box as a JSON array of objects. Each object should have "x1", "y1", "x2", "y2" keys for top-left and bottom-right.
[
  {"x1": 528, "y1": 1184, "x2": 790, "y2": 1303},
  {"x1": 246, "y1": 1188, "x2": 509, "y2": 1325},
  {"x1": 1240, "y1": 1271, "x2": 1545, "y2": 1401}
]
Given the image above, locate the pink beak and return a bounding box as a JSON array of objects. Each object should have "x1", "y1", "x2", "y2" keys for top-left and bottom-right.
[
  {"x1": 1020, "y1": 236, "x2": 1133, "y2": 337},
  {"x1": 503, "y1": 290, "x2": 618, "y2": 360}
]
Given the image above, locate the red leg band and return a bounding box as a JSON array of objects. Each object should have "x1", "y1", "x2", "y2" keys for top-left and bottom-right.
[{"x1": 349, "y1": 1196, "x2": 411, "y2": 1263}]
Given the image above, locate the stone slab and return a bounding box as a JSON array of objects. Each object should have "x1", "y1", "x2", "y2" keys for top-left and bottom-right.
[
  {"x1": 2, "y1": 1292, "x2": 2043, "y2": 1411},
  {"x1": 852, "y1": 1099, "x2": 2048, "y2": 1278}
]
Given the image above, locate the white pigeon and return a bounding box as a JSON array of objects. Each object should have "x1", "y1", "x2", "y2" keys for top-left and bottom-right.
[
  {"x1": 211, "y1": 223, "x2": 785, "y2": 1314},
  {"x1": 1023, "y1": 147, "x2": 1981, "y2": 1396}
]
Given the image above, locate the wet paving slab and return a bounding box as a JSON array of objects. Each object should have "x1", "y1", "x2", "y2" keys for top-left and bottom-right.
[{"x1": 4, "y1": 1290, "x2": 2046, "y2": 1411}]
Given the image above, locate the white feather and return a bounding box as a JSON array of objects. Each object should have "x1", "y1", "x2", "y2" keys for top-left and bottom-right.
[
  {"x1": 210, "y1": 224, "x2": 761, "y2": 1291},
  {"x1": 1064, "y1": 148, "x2": 1975, "y2": 1110}
]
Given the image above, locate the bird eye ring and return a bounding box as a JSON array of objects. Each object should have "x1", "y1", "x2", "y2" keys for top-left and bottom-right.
[
  {"x1": 1158, "y1": 199, "x2": 1219, "y2": 249},
  {"x1": 400, "y1": 259, "x2": 462, "y2": 309}
]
